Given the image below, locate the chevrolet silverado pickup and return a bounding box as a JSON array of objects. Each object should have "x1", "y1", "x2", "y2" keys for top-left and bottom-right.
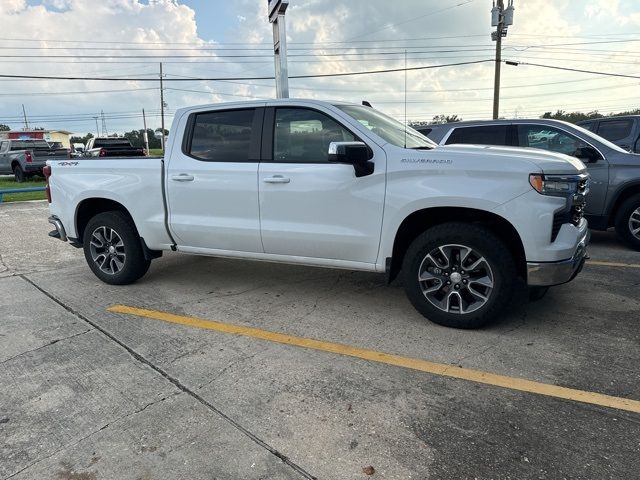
[
  {"x1": 0, "y1": 139, "x2": 69, "y2": 182},
  {"x1": 46, "y1": 100, "x2": 590, "y2": 328}
]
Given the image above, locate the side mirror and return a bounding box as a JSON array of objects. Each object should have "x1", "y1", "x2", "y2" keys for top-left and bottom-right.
[
  {"x1": 575, "y1": 145, "x2": 601, "y2": 163},
  {"x1": 328, "y1": 141, "x2": 374, "y2": 177}
]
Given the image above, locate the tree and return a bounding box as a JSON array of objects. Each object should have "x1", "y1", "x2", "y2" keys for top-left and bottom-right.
[
  {"x1": 0, "y1": 124, "x2": 10, "y2": 131},
  {"x1": 409, "y1": 115, "x2": 463, "y2": 128},
  {"x1": 122, "y1": 129, "x2": 162, "y2": 149},
  {"x1": 541, "y1": 109, "x2": 640, "y2": 124},
  {"x1": 70, "y1": 132, "x2": 94, "y2": 145}
]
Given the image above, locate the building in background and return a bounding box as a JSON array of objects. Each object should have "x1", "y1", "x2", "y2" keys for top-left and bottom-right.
[{"x1": 0, "y1": 129, "x2": 72, "y2": 148}]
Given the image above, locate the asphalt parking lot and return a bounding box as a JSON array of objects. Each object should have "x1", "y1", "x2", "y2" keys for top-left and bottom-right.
[{"x1": 1, "y1": 201, "x2": 639, "y2": 480}]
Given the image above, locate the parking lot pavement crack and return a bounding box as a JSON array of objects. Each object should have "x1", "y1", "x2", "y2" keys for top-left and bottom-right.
[
  {"x1": 19, "y1": 274, "x2": 318, "y2": 480},
  {"x1": 0, "y1": 328, "x2": 94, "y2": 365}
]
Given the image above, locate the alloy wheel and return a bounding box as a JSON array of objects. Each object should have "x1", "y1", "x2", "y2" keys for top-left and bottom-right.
[
  {"x1": 418, "y1": 244, "x2": 494, "y2": 314},
  {"x1": 89, "y1": 226, "x2": 126, "y2": 275}
]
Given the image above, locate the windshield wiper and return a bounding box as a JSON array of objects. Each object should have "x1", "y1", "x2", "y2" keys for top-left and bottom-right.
[{"x1": 408, "y1": 146, "x2": 434, "y2": 150}]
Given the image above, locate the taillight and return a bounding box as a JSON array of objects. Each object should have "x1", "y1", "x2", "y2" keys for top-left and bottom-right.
[
  {"x1": 43, "y1": 165, "x2": 52, "y2": 203},
  {"x1": 99, "y1": 148, "x2": 106, "y2": 157},
  {"x1": 25, "y1": 151, "x2": 33, "y2": 163}
]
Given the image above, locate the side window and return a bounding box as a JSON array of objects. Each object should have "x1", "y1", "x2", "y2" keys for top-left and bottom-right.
[
  {"x1": 416, "y1": 127, "x2": 432, "y2": 136},
  {"x1": 274, "y1": 108, "x2": 356, "y2": 163},
  {"x1": 445, "y1": 125, "x2": 509, "y2": 146},
  {"x1": 188, "y1": 109, "x2": 255, "y2": 162},
  {"x1": 597, "y1": 120, "x2": 633, "y2": 142},
  {"x1": 579, "y1": 121, "x2": 596, "y2": 132},
  {"x1": 0, "y1": 141, "x2": 7, "y2": 153},
  {"x1": 517, "y1": 125, "x2": 588, "y2": 156}
]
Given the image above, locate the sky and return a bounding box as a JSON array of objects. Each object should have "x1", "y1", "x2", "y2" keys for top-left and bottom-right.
[{"x1": 0, "y1": 0, "x2": 639, "y2": 136}]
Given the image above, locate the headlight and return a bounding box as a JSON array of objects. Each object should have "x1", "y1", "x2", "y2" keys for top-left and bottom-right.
[{"x1": 529, "y1": 174, "x2": 586, "y2": 197}]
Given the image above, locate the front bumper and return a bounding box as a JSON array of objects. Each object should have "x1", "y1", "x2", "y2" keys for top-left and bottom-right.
[{"x1": 527, "y1": 229, "x2": 590, "y2": 287}]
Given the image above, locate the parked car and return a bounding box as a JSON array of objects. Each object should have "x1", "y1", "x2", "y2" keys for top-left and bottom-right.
[
  {"x1": 0, "y1": 139, "x2": 69, "y2": 182},
  {"x1": 85, "y1": 137, "x2": 146, "y2": 157},
  {"x1": 46, "y1": 100, "x2": 589, "y2": 329},
  {"x1": 71, "y1": 143, "x2": 85, "y2": 158},
  {"x1": 577, "y1": 115, "x2": 640, "y2": 153},
  {"x1": 418, "y1": 119, "x2": 640, "y2": 250}
]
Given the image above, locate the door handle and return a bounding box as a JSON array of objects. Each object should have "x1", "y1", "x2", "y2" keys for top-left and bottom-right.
[
  {"x1": 171, "y1": 174, "x2": 194, "y2": 182},
  {"x1": 263, "y1": 175, "x2": 290, "y2": 184}
]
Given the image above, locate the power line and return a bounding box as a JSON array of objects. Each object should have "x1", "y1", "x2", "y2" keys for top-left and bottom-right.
[
  {"x1": 503, "y1": 59, "x2": 640, "y2": 80},
  {"x1": 0, "y1": 59, "x2": 494, "y2": 81}
]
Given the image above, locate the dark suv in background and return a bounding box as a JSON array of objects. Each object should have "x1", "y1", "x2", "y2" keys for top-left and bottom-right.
[
  {"x1": 418, "y1": 119, "x2": 640, "y2": 250},
  {"x1": 577, "y1": 115, "x2": 640, "y2": 154}
]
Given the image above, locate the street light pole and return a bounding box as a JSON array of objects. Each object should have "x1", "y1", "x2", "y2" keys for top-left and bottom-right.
[{"x1": 268, "y1": 0, "x2": 290, "y2": 98}]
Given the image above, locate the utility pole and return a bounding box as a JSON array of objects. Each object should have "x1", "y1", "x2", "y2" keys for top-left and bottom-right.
[
  {"x1": 491, "y1": 0, "x2": 514, "y2": 119},
  {"x1": 142, "y1": 108, "x2": 149, "y2": 155},
  {"x1": 100, "y1": 109, "x2": 108, "y2": 136},
  {"x1": 21, "y1": 104, "x2": 29, "y2": 130},
  {"x1": 160, "y1": 62, "x2": 165, "y2": 154},
  {"x1": 268, "y1": 0, "x2": 290, "y2": 98}
]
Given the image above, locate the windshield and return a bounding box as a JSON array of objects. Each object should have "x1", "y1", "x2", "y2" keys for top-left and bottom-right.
[
  {"x1": 569, "y1": 123, "x2": 630, "y2": 153},
  {"x1": 335, "y1": 104, "x2": 436, "y2": 149}
]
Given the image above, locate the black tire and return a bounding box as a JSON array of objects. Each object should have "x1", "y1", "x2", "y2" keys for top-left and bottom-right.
[
  {"x1": 528, "y1": 286, "x2": 549, "y2": 301},
  {"x1": 402, "y1": 222, "x2": 517, "y2": 329},
  {"x1": 13, "y1": 164, "x2": 25, "y2": 183},
  {"x1": 614, "y1": 193, "x2": 640, "y2": 251},
  {"x1": 82, "y1": 211, "x2": 151, "y2": 285}
]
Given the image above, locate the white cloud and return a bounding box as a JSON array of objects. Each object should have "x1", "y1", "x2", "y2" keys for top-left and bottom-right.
[{"x1": 0, "y1": 0, "x2": 638, "y2": 133}]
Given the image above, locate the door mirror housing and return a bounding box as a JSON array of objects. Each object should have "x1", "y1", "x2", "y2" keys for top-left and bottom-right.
[
  {"x1": 328, "y1": 141, "x2": 374, "y2": 177},
  {"x1": 575, "y1": 145, "x2": 602, "y2": 163}
]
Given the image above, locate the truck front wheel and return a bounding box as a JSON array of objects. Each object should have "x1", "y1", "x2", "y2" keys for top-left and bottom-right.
[
  {"x1": 82, "y1": 211, "x2": 151, "y2": 285},
  {"x1": 402, "y1": 223, "x2": 517, "y2": 329},
  {"x1": 614, "y1": 193, "x2": 640, "y2": 251}
]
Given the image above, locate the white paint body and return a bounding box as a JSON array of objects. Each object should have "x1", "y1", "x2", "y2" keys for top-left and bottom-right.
[{"x1": 47, "y1": 99, "x2": 589, "y2": 275}]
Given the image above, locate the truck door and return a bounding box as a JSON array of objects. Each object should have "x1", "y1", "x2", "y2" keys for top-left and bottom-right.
[
  {"x1": 167, "y1": 107, "x2": 263, "y2": 252},
  {"x1": 258, "y1": 107, "x2": 386, "y2": 264}
]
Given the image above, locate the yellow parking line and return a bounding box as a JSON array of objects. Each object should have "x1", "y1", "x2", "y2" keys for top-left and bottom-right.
[
  {"x1": 588, "y1": 260, "x2": 640, "y2": 269},
  {"x1": 108, "y1": 304, "x2": 640, "y2": 414}
]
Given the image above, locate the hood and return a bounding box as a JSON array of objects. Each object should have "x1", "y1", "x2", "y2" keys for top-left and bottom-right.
[{"x1": 435, "y1": 144, "x2": 587, "y2": 175}]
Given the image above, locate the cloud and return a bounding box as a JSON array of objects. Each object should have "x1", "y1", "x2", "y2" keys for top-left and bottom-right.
[{"x1": 0, "y1": 0, "x2": 638, "y2": 133}]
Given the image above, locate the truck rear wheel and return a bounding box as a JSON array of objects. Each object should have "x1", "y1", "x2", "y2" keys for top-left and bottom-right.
[
  {"x1": 402, "y1": 223, "x2": 516, "y2": 329},
  {"x1": 82, "y1": 211, "x2": 151, "y2": 285},
  {"x1": 614, "y1": 193, "x2": 640, "y2": 251},
  {"x1": 13, "y1": 165, "x2": 25, "y2": 183}
]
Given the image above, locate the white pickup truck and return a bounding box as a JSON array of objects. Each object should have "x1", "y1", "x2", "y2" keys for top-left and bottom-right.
[{"x1": 46, "y1": 99, "x2": 590, "y2": 328}]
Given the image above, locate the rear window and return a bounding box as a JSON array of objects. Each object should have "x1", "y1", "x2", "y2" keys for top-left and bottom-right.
[
  {"x1": 578, "y1": 121, "x2": 596, "y2": 132},
  {"x1": 446, "y1": 125, "x2": 509, "y2": 146},
  {"x1": 10, "y1": 140, "x2": 51, "y2": 150},
  {"x1": 93, "y1": 138, "x2": 133, "y2": 148},
  {"x1": 597, "y1": 120, "x2": 633, "y2": 141},
  {"x1": 188, "y1": 109, "x2": 255, "y2": 162},
  {"x1": 416, "y1": 127, "x2": 432, "y2": 136}
]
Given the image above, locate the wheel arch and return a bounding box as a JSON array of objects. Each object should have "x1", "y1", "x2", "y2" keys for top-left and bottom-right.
[
  {"x1": 387, "y1": 207, "x2": 526, "y2": 283},
  {"x1": 606, "y1": 182, "x2": 640, "y2": 226},
  {"x1": 75, "y1": 198, "x2": 137, "y2": 245}
]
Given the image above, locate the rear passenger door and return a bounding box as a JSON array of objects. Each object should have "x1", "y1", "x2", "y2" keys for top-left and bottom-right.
[
  {"x1": 258, "y1": 106, "x2": 386, "y2": 264},
  {"x1": 167, "y1": 107, "x2": 264, "y2": 252},
  {"x1": 444, "y1": 125, "x2": 512, "y2": 146}
]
